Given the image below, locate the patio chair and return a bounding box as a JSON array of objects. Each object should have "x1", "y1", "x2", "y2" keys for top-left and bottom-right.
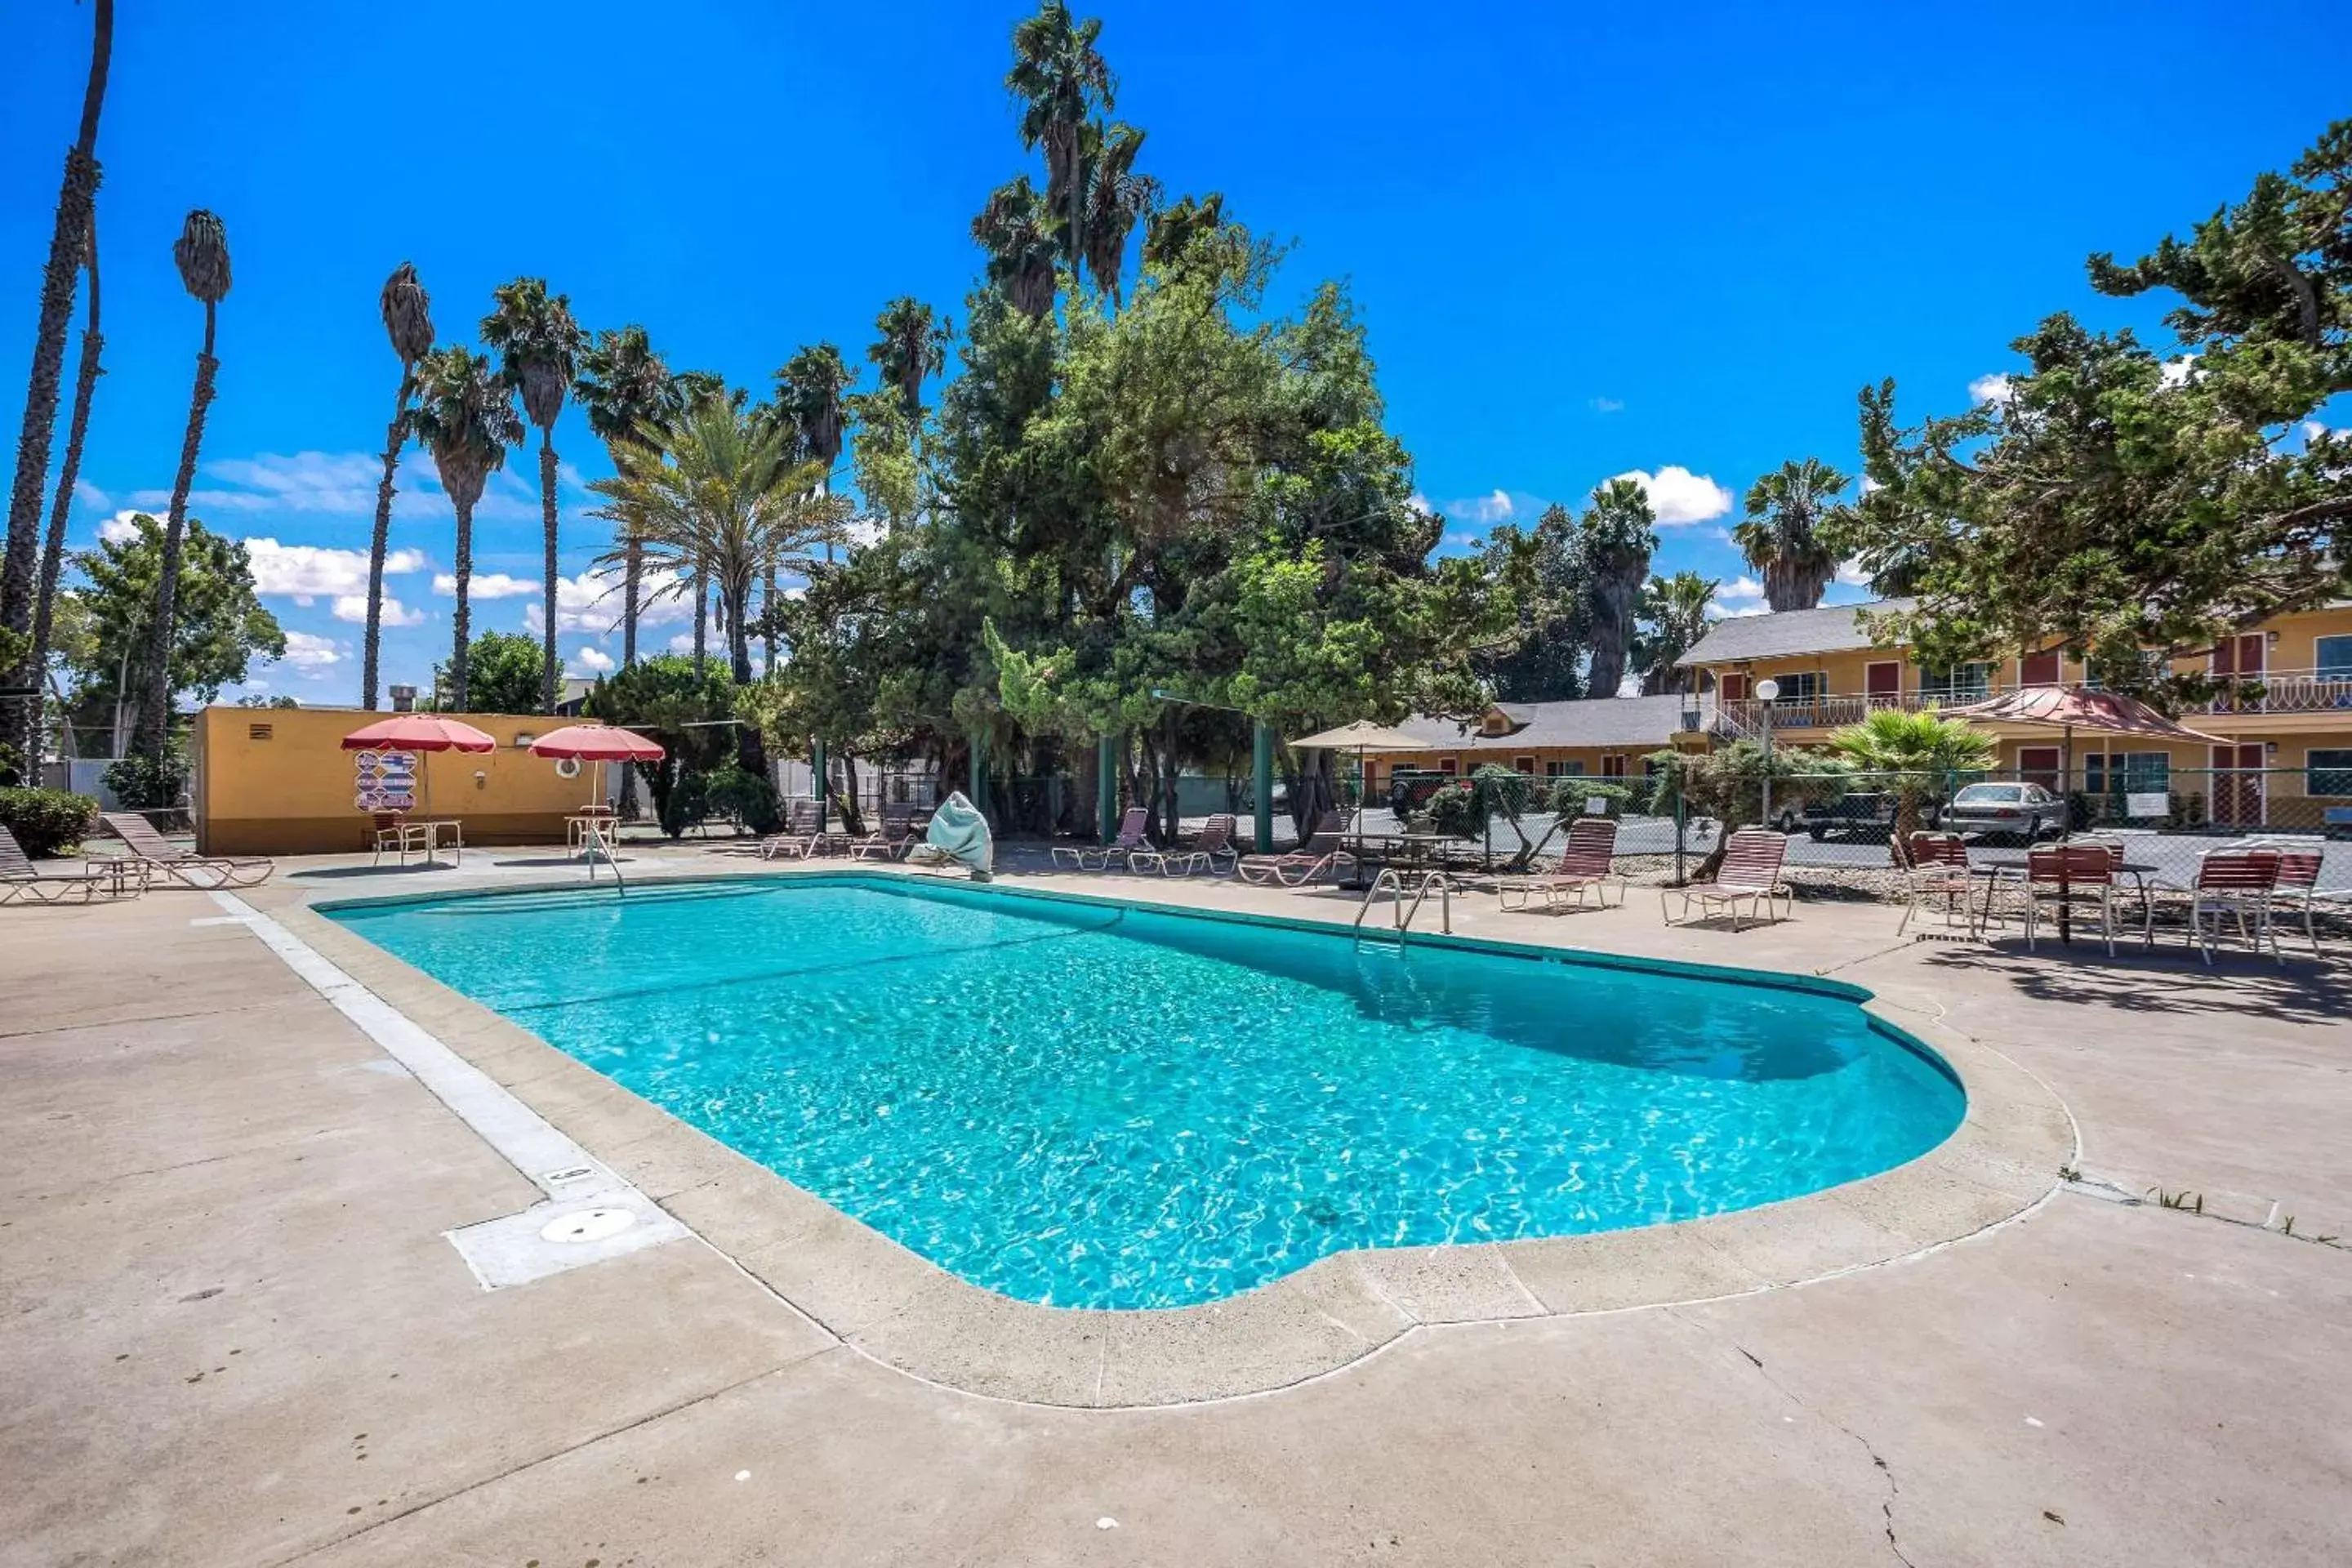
[
  {"x1": 1129, "y1": 813, "x2": 1241, "y2": 876},
  {"x1": 1051, "y1": 805, "x2": 1152, "y2": 871},
  {"x1": 2254, "y1": 845, "x2": 2337, "y2": 959},
  {"x1": 2152, "y1": 848, "x2": 2283, "y2": 965},
  {"x1": 370, "y1": 813, "x2": 431, "y2": 868},
  {"x1": 844, "y1": 802, "x2": 920, "y2": 862},
  {"x1": 1895, "y1": 831, "x2": 1977, "y2": 938},
  {"x1": 1, "y1": 825, "x2": 142, "y2": 905},
  {"x1": 1235, "y1": 829, "x2": 1357, "y2": 888},
  {"x1": 1661, "y1": 829, "x2": 1790, "y2": 931},
  {"x1": 1498, "y1": 817, "x2": 1622, "y2": 912},
  {"x1": 97, "y1": 812, "x2": 273, "y2": 889},
  {"x1": 759, "y1": 799, "x2": 835, "y2": 860},
  {"x1": 1993, "y1": 844, "x2": 2135, "y2": 956}
]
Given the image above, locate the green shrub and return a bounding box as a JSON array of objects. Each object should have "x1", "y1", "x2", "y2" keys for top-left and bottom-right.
[
  {"x1": 103, "y1": 748, "x2": 188, "y2": 809},
  {"x1": 0, "y1": 787, "x2": 100, "y2": 857},
  {"x1": 704, "y1": 764, "x2": 780, "y2": 834},
  {"x1": 1545, "y1": 778, "x2": 1633, "y2": 819}
]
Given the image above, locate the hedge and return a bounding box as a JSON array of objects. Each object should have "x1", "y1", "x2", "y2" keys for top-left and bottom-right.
[{"x1": 0, "y1": 787, "x2": 101, "y2": 858}]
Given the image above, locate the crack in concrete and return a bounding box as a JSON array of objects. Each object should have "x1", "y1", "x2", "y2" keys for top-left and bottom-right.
[
  {"x1": 2060, "y1": 1178, "x2": 2349, "y2": 1251},
  {"x1": 1668, "y1": 1310, "x2": 1916, "y2": 1568}
]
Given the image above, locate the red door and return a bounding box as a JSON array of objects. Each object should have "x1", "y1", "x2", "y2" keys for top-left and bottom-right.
[
  {"x1": 1718, "y1": 671, "x2": 1748, "y2": 702},
  {"x1": 2018, "y1": 746, "x2": 2060, "y2": 794},
  {"x1": 1865, "y1": 662, "x2": 1902, "y2": 707},
  {"x1": 2020, "y1": 650, "x2": 2060, "y2": 686},
  {"x1": 1601, "y1": 754, "x2": 1628, "y2": 779},
  {"x1": 2212, "y1": 635, "x2": 2265, "y2": 712},
  {"x1": 2211, "y1": 743, "x2": 2265, "y2": 826}
]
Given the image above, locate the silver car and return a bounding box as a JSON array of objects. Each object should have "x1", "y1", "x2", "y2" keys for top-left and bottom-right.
[{"x1": 1943, "y1": 782, "x2": 2067, "y2": 841}]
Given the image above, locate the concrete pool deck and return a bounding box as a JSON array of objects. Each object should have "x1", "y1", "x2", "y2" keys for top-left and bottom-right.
[{"x1": 5, "y1": 840, "x2": 2350, "y2": 1565}]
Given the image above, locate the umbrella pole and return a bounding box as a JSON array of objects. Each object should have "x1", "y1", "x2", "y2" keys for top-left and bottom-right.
[{"x1": 2058, "y1": 724, "x2": 2073, "y2": 943}]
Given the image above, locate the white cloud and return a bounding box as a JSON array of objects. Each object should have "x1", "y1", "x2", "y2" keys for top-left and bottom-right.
[
  {"x1": 97, "y1": 510, "x2": 145, "y2": 544},
  {"x1": 1468, "y1": 489, "x2": 1514, "y2": 523},
  {"x1": 1858, "y1": 474, "x2": 1883, "y2": 496},
  {"x1": 1707, "y1": 576, "x2": 1770, "y2": 619},
  {"x1": 434, "y1": 571, "x2": 538, "y2": 599},
  {"x1": 572, "y1": 644, "x2": 615, "y2": 674},
  {"x1": 1405, "y1": 492, "x2": 1434, "y2": 517},
  {"x1": 667, "y1": 632, "x2": 695, "y2": 653},
  {"x1": 74, "y1": 479, "x2": 107, "y2": 510},
  {"x1": 1441, "y1": 531, "x2": 1484, "y2": 550},
  {"x1": 273, "y1": 630, "x2": 347, "y2": 675},
  {"x1": 1612, "y1": 466, "x2": 1732, "y2": 526},
  {"x1": 1833, "y1": 558, "x2": 1872, "y2": 587},
  {"x1": 2161, "y1": 355, "x2": 2196, "y2": 387},
  {"x1": 523, "y1": 566, "x2": 693, "y2": 636},
  {"x1": 2299, "y1": 421, "x2": 2346, "y2": 444},
  {"x1": 120, "y1": 449, "x2": 540, "y2": 523},
  {"x1": 245, "y1": 538, "x2": 426, "y2": 599},
  {"x1": 332, "y1": 594, "x2": 424, "y2": 627},
  {"x1": 1967, "y1": 372, "x2": 2013, "y2": 406},
  {"x1": 1588, "y1": 396, "x2": 1624, "y2": 414}
]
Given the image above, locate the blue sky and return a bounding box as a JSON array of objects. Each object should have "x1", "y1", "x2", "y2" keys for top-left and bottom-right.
[{"x1": 2, "y1": 0, "x2": 2345, "y2": 706}]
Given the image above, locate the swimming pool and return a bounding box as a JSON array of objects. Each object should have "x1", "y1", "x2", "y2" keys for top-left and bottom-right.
[{"x1": 327, "y1": 877, "x2": 1964, "y2": 1310}]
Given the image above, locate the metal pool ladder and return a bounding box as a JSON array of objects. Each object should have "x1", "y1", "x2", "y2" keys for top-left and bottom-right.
[
  {"x1": 582, "y1": 820, "x2": 626, "y2": 895},
  {"x1": 1355, "y1": 867, "x2": 1451, "y2": 947}
]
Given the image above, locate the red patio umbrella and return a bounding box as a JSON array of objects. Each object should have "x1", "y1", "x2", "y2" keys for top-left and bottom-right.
[
  {"x1": 341, "y1": 714, "x2": 497, "y2": 841},
  {"x1": 528, "y1": 724, "x2": 665, "y2": 813}
]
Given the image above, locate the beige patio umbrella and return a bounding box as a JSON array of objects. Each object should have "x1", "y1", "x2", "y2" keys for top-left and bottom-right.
[
  {"x1": 1289, "y1": 719, "x2": 1430, "y2": 855},
  {"x1": 1942, "y1": 687, "x2": 2232, "y2": 942}
]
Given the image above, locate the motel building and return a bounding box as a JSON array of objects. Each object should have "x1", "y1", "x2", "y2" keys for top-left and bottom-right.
[{"x1": 1376, "y1": 599, "x2": 2352, "y2": 831}]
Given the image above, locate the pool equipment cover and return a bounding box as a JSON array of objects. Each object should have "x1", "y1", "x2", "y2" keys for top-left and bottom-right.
[{"x1": 924, "y1": 791, "x2": 993, "y2": 877}]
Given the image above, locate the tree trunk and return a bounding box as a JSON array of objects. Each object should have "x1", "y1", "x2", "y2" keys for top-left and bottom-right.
[
  {"x1": 136, "y1": 307, "x2": 217, "y2": 763},
  {"x1": 538, "y1": 431, "x2": 559, "y2": 712},
  {"x1": 29, "y1": 220, "x2": 102, "y2": 765},
  {"x1": 616, "y1": 533, "x2": 639, "y2": 817},
  {"x1": 362, "y1": 372, "x2": 407, "y2": 710},
  {"x1": 693, "y1": 564, "x2": 707, "y2": 674},
  {"x1": 448, "y1": 497, "x2": 474, "y2": 710},
  {"x1": 1, "y1": 0, "x2": 108, "y2": 766},
  {"x1": 832, "y1": 749, "x2": 866, "y2": 836}
]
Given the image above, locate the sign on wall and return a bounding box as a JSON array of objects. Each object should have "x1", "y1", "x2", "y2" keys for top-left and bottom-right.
[{"x1": 354, "y1": 749, "x2": 418, "y2": 813}]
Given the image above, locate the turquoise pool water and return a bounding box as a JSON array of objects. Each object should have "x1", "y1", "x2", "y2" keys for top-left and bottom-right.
[{"x1": 327, "y1": 878, "x2": 1963, "y2": 1309}]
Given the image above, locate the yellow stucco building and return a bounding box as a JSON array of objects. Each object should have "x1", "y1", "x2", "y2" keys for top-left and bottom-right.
[{"x1": 191, "y1": 706, "x2": 604, "y2": 856}]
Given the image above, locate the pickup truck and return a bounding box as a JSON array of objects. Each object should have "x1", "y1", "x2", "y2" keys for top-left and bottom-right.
[{"x1": 1790, "y1": 791, "x2": 1937, "y2": 840}]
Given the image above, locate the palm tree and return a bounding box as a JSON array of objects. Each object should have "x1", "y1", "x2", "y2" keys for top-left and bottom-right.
[
  {"x1": 1143, "y1": 191, "x2": 1226, "y2": 272},
  {"x1": 480, "y1": 278, "x2": 583, "y2": 712},
  {"x1": 2, "y1": 0, "x2": 109, "y2": 770},
  {"x1": 29, "y1": 216, "x2": 104, "y2": 763},
  {"x1": 972, "y1": 177, "x2": 1059, "y2": 320},
  {"x1": 572, "y1": 325, "x2": 678, "y2": 670},
  {"x1": 133, "y1": 210, "x2": 230, "y2": 762},
  {"x1": 1634, "y1": 570, "x2": 1718, "y2": 694},
  {"x1": 865, "y1": 302, "x2": 948, "y2": 425},
  {"x1": 1735, "y1": 457, "x2": 1847, "y2": 611},
  {"x1": 1007, "y1": 0, "x2": 1114, "y2": 276},
  {"x1": 408, "y1": 347, "x2": 522, "y2": 711},
  {"x1": 1578, "y1": 478, "x2": 1658, "y2": 699},
  {"x1": 1080, "y1": 122, "x2": 1159, "y2": 309},
  {"x1": 363, "y1": 262, "x2": 434, "y2": 710},
  {"x1": 1828, "y1": 706, "x2": 1996, "y2": 866}
]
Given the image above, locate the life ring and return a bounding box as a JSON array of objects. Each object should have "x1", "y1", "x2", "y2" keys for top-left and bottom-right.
[{"x1": 554, "y1": 755, "x2": 582, "y2": 779}]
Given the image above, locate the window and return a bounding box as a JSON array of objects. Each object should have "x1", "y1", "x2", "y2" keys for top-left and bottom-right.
[
  {"x1": 2085, "y1": 751, "x2": 2169, "y2": 796},
  {"x1": 1512, "y1": 755, "x2": 1537, "y2": 776},
  {"x1": 1438, "y1": 758, "x2": 1459, "y2": 777},
  {"x1": 2309, "y1": 750, "x2": 2352, "y2": 798},
  {"x1": 1768, "y1": 671, "x2": 1821, "y2": 702},
  {"x1": 1548, "y1": 760, "x2": 1585, "y2": 777},
  {"x1": 1920, "y1": 662, "x2": 1991, "y2": 702},
  {"x1": 2317, "y1": 636, "x2": 2352, "y2": 679}
]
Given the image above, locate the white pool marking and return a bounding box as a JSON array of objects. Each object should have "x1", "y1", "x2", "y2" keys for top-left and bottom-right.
[{"x1": 208, "y1": 890, "x2": 688, "y2": 1288}]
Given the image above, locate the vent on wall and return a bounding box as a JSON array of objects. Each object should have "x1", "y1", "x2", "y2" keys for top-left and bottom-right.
[{"x1": 248, "y1": 724, "x2": 274, "y2": 741}]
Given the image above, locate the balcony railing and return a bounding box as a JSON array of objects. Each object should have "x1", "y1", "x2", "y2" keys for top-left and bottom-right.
[{"x1": 1711, "y1": 669, "x2": 2352, "y2": 738}]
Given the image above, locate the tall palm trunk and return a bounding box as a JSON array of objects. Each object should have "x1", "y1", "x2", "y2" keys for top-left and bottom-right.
[
  {"x1": 761, "y1": 566, "x2": 777, "y2": 673},
  {"x1": 363, "y1": 374, "x2": 410, "y2": 710},
  {"x1": 693, "y1": 564, "x2": 708, "y2": 673},
  {"x1": 29, "y1": 218, "x2": 102, "y2": 763},
  {"x1": 2, "y1": 0, "x2": 109, "y2": 770},
  {"x1": 448, "y1": 498, "x2": 474, "y2": 709},
  {"x1": 136, "y1": 301, "x2": 217, "y2": 760},
  {"x1": 538, "y1": 431, "x2": 559, "y2": 711},
  {"x1": 617, "y1": 537, "x2": 640, "y2": 817}
]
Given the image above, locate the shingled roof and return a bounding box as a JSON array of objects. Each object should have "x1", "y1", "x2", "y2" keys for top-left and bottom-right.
[
  {"x1": 1397, "y1": 693, "x2": 1695, "y2": 751},
  {"x1": 1674, "y1": 598, "x2": 1913, "y2": 666}
]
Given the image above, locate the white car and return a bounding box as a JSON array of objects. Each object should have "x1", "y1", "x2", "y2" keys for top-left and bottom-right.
[{"x1": 1943, "y1": 782, "x2": 2068, "y2": 841}]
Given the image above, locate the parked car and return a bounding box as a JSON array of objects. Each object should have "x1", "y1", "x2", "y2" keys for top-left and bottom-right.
[
  {"x1": 1794, "y1": 790, "x2": 1938, "y2": 840},
  {"x1": 1943, "y1": 781, "x2": 2067, "y2": 841},
  {"x1": 1387, "y1": 768, "x2": 1455, "y2": 817}
]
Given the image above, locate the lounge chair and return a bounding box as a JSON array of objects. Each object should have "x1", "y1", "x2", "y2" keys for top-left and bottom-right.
[
  {"x1": 1235, "y1": 828, "x2": 1357, "y2": 888},
  {"x1": 1052, "y1": 805, "x2": 1151, "y2": 871},
  {"x1": 98, "y1": 812, "x2": 272, "y2": 889},
  {"x1": 1661, "y1": 828, "x2": 1789, "y2": 930},
  {"x1": 843, "y1": 803, "x2": 920, "y2": 862},
  {"x1": 2153, "y1": 848, "x2": 2283, "y2": 964},
  {"x1": 1129, "y1": 813, "x2": 1240, "y2": 876},
  {"x1": 760, "y1": 799, "x2": 836, "y2": 860},
  {"x1": 1, "y1": 825, "x2": 143, "y2": 904},
  {"x1": 1498, "y1": 817, "x2": 1621, "y2": 911}
]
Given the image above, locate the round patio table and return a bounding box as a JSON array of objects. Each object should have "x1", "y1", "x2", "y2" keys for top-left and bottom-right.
[{"x1": 1967, "y1": 845, "x2": 2158, "y2": 943}]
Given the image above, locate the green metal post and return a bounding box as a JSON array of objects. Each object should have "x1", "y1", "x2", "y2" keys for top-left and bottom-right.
[
  {"x1": 811, "y1": 738, "x2": 826, "y2": 835},
  {"x1": 970, "y1": 728, "x2": 989, "y2": 816},
  {"x1": 1252, "y1": 721, "x2": 1275, "y2": 853},
  {"x1": 1098, "y1": 734, "x2": 1118, "y2": 842}
]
